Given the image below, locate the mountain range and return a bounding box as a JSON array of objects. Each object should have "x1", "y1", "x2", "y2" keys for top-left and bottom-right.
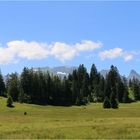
[
  {"x1": 128, "y1": 70, "x2": 140, "y2": 81},
  {"x1": 34, "y1": 66, "x2": 140, "y2": 81},
  {"x1": 33, "y1": 66, "x2": 77, "y2": 78}
]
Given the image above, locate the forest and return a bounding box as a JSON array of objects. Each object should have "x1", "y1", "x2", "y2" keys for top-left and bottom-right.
[{"x1": 0, "y1": 64, "x2": 140, "y2": 108}]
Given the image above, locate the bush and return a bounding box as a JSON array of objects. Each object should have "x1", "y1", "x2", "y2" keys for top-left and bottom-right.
[
  {"x1": 111, "y1": 98, "x2": 118, "y2": 109},
  {"x1": 103, "y1": 97, "x2": 111, "y2": 108},
  {"x1": 7, "y1": 96, "x2": 14, "y2": 107}
]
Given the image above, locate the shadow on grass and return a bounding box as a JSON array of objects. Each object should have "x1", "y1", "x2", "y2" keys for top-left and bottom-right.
[{"x1": 7, "y1": 105, "x2": 15, "y2": 108}]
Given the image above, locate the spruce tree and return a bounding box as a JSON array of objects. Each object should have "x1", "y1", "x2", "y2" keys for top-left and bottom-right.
[
  {"x1": 7, "y1": 95, "x2": 14, "y2": 107},
  {"x1": 6, "y1": 73, "x2": 20, "y2": 101},
  {"x1": 122, "y1": 77, "x2": 130, "y2": 103},
  {"x1": 90, "y1": 64, "x2": 100, "y2": 102},
  {"x1": 77, "y1": 64, "x2": 90, "y2": 105},
  {"x1": 105, "y1": 65, "x2": 120, "y2": 107},
  {"x1": 62, "y1": 76, "x2": 72, "y2": 106},
  {"x1": 132, "y1": 79, "x2": 140, "y2": 101},
  {"x1": 97, "y1": 75, "x2": 105, "y2": 102},
  {"x1": 71, "y1": 70, "x2": 79, "y2": 104},
  {"x1": 90, "y1": 64, "x2": 101, "y2": 102},
  {"x1": 20, "y1": 67, "x2": 32, "y2": 102},
  {"x1": 0, "y1": 71, "x2": 5, "y2": 96}
]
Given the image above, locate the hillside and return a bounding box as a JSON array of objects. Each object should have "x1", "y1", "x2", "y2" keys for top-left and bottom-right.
[{"x1": 1, "y1": 97, "x2": 140, "y2": 139}]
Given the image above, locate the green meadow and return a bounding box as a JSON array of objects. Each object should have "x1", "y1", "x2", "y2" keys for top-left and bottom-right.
[{"x1": 0, "y1": 97, "x2": 140, "y2": 139}]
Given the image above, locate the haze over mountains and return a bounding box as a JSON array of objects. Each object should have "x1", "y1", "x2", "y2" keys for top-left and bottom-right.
[{"x1": 33, "y1": 66, "x2": 140, "y2": 81}]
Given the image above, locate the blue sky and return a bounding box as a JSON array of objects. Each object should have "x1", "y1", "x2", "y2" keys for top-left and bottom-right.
[{"x1": 0, "y1": 1, "x2": 140, "y2": 76}]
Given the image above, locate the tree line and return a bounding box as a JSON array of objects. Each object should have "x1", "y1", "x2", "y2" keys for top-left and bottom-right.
[{"x1": 0, "y1": 64, "x2": 140, "y2": 108}]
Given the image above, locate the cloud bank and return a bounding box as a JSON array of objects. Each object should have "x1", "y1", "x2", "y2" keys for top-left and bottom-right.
[
  {"x1": 0, "y1": 39, "x2": 136, "y2": 65},
  {"x1": 99, "y1": 48, "x2": 123, "y2": 60},
  {"x1": 0, "y1": 40, "x2": 102, "y2": 64}
]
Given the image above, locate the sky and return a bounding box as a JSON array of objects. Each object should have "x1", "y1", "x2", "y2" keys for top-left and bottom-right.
[{"x1": 0, "y1": 1, "x2": 140, "y2": 76}]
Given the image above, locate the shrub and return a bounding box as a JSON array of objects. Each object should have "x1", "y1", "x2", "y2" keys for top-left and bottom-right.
[{"x1": 103, "y1": 97, "x2": 111, "y2": 108}]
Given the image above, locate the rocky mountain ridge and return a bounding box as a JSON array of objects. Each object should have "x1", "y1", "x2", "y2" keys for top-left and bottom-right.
[{"x1": 34, "y1": 66, "x2": 140, "y2": 81}]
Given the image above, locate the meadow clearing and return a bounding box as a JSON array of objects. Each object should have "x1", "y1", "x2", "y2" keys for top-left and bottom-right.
[{"x1": 0, "y1": 97, "x2": 140, "y2": 139}]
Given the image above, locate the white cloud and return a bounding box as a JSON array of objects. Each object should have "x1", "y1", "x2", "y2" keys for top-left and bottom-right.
[
  {"x1": 99, "y1": 48, "x2": 123, "y2": 60},
  {"x1": 0, "y1": 47, "x2": 15, "y2": 64},
  {"x1": 50, "y1": 40, "x2": 102, "y2": 62},
  {"x1": 123, "y1": 53, "x2": 133, "y2": 61},
  {"x1": 0, "y1": 40, "x2": 102, "y2": 64},
  {"x1": 75, "y1": 40, "x2": 102, "y2": 51},
  {"x1": 99, "y1": 48, "x2": 135, "y2": 62},
  {"x1": 7, "y1": 40, "x2": 49, "y2": 60},
  {"x1": 0, "y1": 39, "x2": 137, "y2": 64},
  {"x1": 50, "y1": 42, "x2": 77, "y2": 62}
]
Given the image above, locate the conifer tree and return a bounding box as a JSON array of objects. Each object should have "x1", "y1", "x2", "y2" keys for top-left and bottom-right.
[
  {"x1": 104, "y1": 65, "x2": 120, "y2": 108},
  {"x1": 90, "y1": 64, "x2": 99, "y2": 102},
  {"x1": 6, "y1": 73, "x2": 20, "y2": 101},
  {"x1": 71, "y1": 70, "x2": 79, "y2": 104},
  {"x1": 122, "y1": 76, "x2": 130, "y2": 103},
  {"x1": 90, "y1": 64, "x2": 104, "y2": 102},
  {"x1": 7, "y1": 95, "x2": 14, "y2": 107},
  {"x1": 132, "y1": 79, "x2": 140, "y2": 101},
  {"x1": 0, "y1": 71, "x2": 5, "y2": 96},
  {"x1": 20, "y1": 67, "x2": 32, "y2": 102}
]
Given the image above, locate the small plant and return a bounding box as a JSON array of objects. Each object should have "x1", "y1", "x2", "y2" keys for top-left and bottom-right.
[
  {"x1": 7, "y1": 95, "x2": 14, "y2": 107},
  {"x1": 103, "y1": 96, "x2": 111, "y2": 108},
  {"x1": 24, "y1": 112, "x2": 27, "y2": 115}
]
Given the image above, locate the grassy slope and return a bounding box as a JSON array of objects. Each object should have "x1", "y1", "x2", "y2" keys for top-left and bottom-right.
[{"x1": 0, "y1": 97, "x2": 140, "y2": 139}]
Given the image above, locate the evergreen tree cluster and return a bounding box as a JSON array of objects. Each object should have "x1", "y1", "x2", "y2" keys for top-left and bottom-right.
[
  {"x1": 0, "y1": 64, "x2": 139, "y2": 107},
  {"x1": 129, "y1": 79, "x2": 140, "y2": 101}
]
